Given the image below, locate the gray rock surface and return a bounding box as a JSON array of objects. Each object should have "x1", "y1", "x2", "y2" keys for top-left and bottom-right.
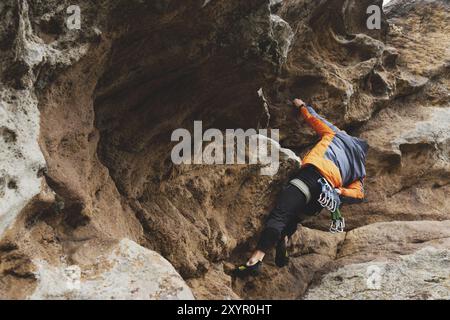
[
  {"x1": 304, "y1": 247, "x2": 450, "y2": 300},
  {"x1": 30, "y1": 239, "x2": 194, "y2": 300}
]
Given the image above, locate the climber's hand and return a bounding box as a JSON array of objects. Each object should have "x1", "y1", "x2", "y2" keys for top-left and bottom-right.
[
  {"x1": 335, "y1": 188, "x2": 342, "y2": 195},
  {"x1": 293, "y1": 98, "x2": 306, "y2": 109}
]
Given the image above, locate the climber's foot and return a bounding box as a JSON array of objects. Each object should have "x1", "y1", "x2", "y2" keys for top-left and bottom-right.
[
  {"x1": 233, "y1": 261, "x2": 262, "y2": 278},
  {"x1": 275, "y1": 237, "x2": 289, "y2": 268}
]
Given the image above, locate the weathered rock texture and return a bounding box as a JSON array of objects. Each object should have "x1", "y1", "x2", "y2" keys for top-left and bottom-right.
[
  {"x1": 30, "y1": 239, "x2": 194, "y2": 300},
  {"x1": 0, "y1": 0, "x2": 449, "y2": 299},
  {"x1": 304, "y1": 246, "x2": 450, "y2": 300}
]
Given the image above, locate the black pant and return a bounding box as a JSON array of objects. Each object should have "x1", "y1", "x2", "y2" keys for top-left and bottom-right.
[{"x1": 256, "y1": 165, "x2": 323, "y2": 252}]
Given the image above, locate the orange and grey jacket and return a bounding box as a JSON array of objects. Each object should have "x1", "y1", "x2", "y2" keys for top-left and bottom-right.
[{"x1": 300, "y1": 105, "x2": 368, "y2": 204}]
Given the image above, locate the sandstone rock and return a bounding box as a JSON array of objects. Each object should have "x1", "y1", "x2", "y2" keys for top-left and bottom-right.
[
  {"x1": 302, "y1": 220, "x2": 450, "y2": 299},
  {"x1": 0, "y1": 90, "x2": 45, "y2": 238},
  {"x1": 339, "y1": 220, "x2": 450, "y2": 260},
  {"x1": 187, "y1": 264, "x2": 240, "y2": 300},
  {"x1": 0, "y1": 0, "x2": 449, "y2": 300},
  {"x1": 29, "y1": 239, "x2": 194, "y2": 300},
  {"x1": 304, "y1": 247, "x2": 450, "y2": 300},
  {"x1": 0, "y1": 1, "x2": 47, "y2": 239}
]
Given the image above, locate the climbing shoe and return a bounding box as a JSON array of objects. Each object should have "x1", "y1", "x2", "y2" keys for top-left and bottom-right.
[
  {"x1": 275, "y1": 238, "x2": 289, "y2": 268},
  {"x1": 233, "y1": 261, "x2": 262, "y2": 278}
]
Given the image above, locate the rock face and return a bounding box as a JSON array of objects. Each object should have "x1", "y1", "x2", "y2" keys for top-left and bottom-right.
[
  {"x1": 0, "y1": 0, "x2": 47, "y2": 240},
  {"x1": 304, "y1": 221, "x2": 450, "y2": 300},
  {"x1": 0, "y1": 0, "x2": 449, "y2": 299},
  {"x1": 304, "y1": 247, "x2": 450, "y2": 300},
  {"x1": 30, "y1": 239, "x2": 194, "y2": 300}
]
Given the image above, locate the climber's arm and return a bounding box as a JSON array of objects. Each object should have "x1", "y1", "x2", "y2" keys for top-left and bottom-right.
[
  {"x1": 293, "y1": 99, "x2": 340, "y2": 136},
  {"x1": 338, "y1": 178, "x2": 365, "y2": 204}
]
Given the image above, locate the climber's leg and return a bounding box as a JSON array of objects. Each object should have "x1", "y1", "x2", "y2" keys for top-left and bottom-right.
[
  {"x1": 275, "y1": 236, "x2": 289, "y2": 268},
  {"x1": 256, "y1": 184, "x2": 307, "y2": 253},
  {"x1": 282, "y1": 214, "x2": 299, "y2": 239},
  {"x1": 242, "y1": 184, "x2": 307, "y2": 269},
  {"x1": 234, "y1": 166, "x2": 326, "y2": 279},
  {"x1": 274, "y1": 214, "x2": 298, "y2": 268},
  {"x1": 234, "y1": 185, "x2": 307, "y2": 277}
]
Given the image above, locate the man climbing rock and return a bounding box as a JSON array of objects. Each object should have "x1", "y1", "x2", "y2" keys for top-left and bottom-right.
[{"x1": 234, "y1": 98, "x2": 369, "y2": 277}]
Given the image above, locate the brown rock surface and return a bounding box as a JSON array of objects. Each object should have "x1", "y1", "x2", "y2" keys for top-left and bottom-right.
[{"x1": 0, "y1": 0, "x2": 449, "y2": 299}]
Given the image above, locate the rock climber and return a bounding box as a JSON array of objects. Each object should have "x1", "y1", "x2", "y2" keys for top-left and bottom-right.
[{"x1": 234, "y1": 98, "x2": 369, "y2": 277}]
